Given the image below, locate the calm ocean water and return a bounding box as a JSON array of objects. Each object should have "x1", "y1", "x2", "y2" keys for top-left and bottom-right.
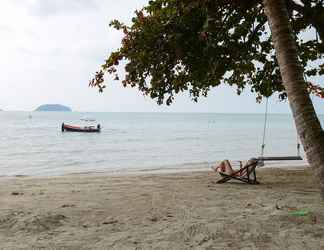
[{"x1": 0, "y1": 112, "x2": 319, "y2": 176}]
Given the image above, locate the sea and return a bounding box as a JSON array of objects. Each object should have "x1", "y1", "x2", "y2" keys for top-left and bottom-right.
[{"x1": 0, "y1": 111, "x2": 317, "y2": 176}]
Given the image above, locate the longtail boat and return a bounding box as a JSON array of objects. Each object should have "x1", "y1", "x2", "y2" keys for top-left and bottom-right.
[{"x1": 61, "y1": 123, "x2": 101, "y2": 133}]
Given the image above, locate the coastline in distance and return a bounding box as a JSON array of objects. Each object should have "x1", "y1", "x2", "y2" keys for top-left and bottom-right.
[{"x1": 35, "y1": 104, "x2": 72, "y2": 112}]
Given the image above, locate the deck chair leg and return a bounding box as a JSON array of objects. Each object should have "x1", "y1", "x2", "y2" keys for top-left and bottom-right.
[
  {"x1": 250, "y1": 169, "x2": 259, "y2": 184},
  {"x1": 247, "y1": 171, "x2": 250, "y2": 183}
]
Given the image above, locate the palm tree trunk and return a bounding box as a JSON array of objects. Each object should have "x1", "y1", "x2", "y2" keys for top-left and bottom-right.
[{"x1": 263, "y1": 0, "x2": 324, "y2": 199}]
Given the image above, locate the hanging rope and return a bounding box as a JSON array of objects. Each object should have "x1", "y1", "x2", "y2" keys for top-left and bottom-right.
[{"x1": 260, "y1": 97, "x2": 269, "y2": 158}]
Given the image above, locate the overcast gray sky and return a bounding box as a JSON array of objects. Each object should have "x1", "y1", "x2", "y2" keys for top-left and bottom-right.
[{"x1": 1, "y1": 0, "x2": 323, "y2": 113}]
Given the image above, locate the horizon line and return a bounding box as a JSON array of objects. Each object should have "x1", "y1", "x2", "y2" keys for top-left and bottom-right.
[{"x1": 2, "y1": 110, "x2": 323, "y2": 115}]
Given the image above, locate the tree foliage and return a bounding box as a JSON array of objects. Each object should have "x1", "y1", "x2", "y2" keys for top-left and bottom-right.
[{"x1": 90, "y1": 0, "x2": 324, "y2": 105}]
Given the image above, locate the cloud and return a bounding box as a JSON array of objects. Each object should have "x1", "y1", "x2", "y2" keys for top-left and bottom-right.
[
  {"x1": 0, "y1": 0, "x2": 152, "y2": 111},
  {"x1": 0, "y1": 25, "x2": 13, "y2": 33},
  {"x1": 14, "y1": 0, "x2": 98, "y2": 17},
  {"x1": 0, "y1": 0, "x2": 323, "y2": 114}
]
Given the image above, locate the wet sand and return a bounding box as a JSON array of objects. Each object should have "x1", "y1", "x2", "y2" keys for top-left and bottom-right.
[{"x1": 0, "y1": 167, "x2": 324, "y2": 250}]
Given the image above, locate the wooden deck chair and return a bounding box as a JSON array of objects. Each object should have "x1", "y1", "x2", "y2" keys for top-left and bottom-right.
[
  {"x1": 216, "y1": 156, "x2": 303, "y2": 184},
  {"x1": 216, "y1": 159, "x2": 259, "y2": 184}
]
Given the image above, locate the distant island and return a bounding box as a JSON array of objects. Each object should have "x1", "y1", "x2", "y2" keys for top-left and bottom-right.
[{"x1": 35, "y1": 104, "x2": 72, "y2": 112}]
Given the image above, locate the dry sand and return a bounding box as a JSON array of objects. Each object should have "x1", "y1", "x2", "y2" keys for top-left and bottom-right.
[{"x1": 0, "y1": 167, "x2": 324, "y2": 250}]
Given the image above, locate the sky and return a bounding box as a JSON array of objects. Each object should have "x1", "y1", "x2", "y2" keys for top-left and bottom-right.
[{"x1": 0, "y1": 0, "x2": 323, "y2": 113}]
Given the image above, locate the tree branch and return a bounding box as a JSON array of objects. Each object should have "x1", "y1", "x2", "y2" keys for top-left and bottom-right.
[
  {"x1": 287, "y1": 0, "x2": 305, "y2": 14},
  {"x1": 248, "y1": 19, "x2": 267, "y2": 43},
  {"x1": 300, "y1": 0, "x2": 310, "y2": 8},
  {"x1": 288, "y1": 0, "x2": 324, "y2": 41}
]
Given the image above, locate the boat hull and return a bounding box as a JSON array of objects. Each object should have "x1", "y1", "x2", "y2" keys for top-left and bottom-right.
[{"x1": 61, "y1": 123, "x2": 101, "y2": 133}]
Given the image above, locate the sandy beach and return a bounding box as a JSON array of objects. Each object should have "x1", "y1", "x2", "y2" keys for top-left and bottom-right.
[{"x1": 1, "y1": 167, "x2": 324, "y2": 250}]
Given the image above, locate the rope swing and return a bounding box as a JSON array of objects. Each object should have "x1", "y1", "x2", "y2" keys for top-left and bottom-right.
[{"x1": 259, "y1": 97, "x2": 302, "y2": 165}]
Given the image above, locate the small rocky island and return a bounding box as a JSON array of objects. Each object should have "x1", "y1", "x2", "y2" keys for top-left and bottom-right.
[{"x1": 35, "y1": 104, "x2": 72, "y2": 112}]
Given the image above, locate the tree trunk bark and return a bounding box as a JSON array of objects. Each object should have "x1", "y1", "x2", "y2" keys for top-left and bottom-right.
[{"x1": 263, "y1": 0, "x2": 324, "y2": 199}]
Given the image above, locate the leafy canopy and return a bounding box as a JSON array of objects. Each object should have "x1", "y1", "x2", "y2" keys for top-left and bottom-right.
[{"x1": 90, "y1": 0, "x2": 324, "y2": 105}]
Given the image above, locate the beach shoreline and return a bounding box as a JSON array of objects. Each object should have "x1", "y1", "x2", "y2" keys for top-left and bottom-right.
[
  {"x1": 0, "y1": 166, "x2": 323, "y2": 249},
  {"x1": 0, "y1": 160, "x2": 309, "y2": 179}
]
